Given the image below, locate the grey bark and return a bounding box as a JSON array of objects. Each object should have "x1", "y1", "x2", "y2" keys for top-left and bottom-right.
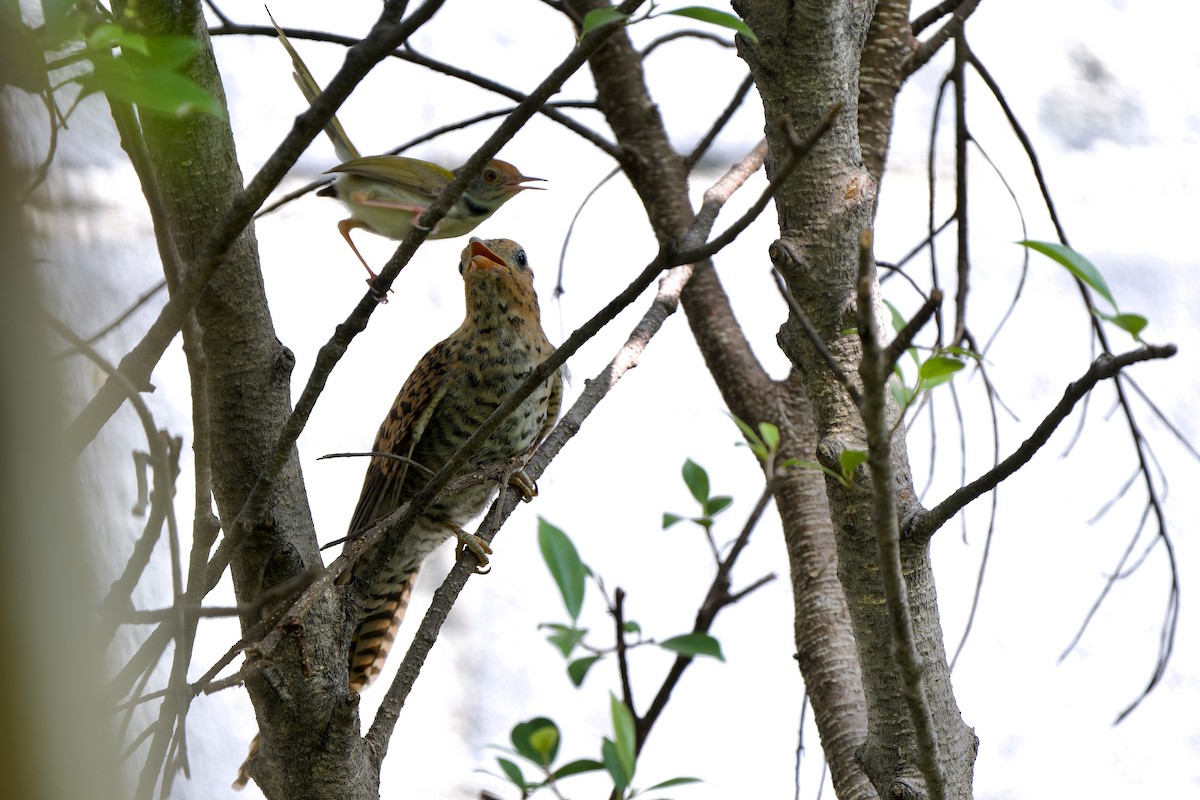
[
  {"x1": 735, "y1": 0, "x2": 977, "y2": 796},
  {"x1": 131, "y1": 2, "x2": 369, "y2": 796}
]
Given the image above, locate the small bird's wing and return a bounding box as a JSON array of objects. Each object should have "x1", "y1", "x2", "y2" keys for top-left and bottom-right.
[
  {"x1": 327, "y1": 155, "x2": 455, "y2": 197},
  {"x1": 268, "y1": 10, "x2": 361, "y2": 163},
  {"x1": 344, "y1": 340, "x2": 456, "y2": 543}
]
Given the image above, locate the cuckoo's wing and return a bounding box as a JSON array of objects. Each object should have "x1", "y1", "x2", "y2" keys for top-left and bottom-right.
[{"x1": 343, "y1": 339, "x2": 455, "y2": 545}]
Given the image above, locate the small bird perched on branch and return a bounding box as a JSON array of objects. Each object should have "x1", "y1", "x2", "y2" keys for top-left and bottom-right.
[
  {"x1": 270, "y1": 14, "x2": 543, "y2": 281},
  {"x1": 233, "y1": 238, "x2": 562, "y2": 790}
]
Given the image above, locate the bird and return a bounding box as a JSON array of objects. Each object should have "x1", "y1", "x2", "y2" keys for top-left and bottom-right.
[
  {"x1": 270, "y1": 15, "x2": 543, "y2": 281},
  {"x1": 233, "y1": 238, "x2": 562, "y2": 790},
  {"x1": 339, "y1": 236, "x2": 563, "y2": 692}
]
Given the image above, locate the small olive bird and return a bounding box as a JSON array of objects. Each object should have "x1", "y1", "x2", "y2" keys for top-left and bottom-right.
[{"x1": 270, "y1": 15, "x2": 543, "y2": 280}]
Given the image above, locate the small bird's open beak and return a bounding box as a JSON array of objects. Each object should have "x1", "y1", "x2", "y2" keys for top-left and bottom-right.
[
  {"x1": 467, "y1": 238, "x2": 505, "y2": 270},
  {"x1": 507, "y1": 174, "x2": 546, "y2": 191}
]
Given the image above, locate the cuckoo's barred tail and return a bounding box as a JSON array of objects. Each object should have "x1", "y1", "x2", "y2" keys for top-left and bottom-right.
[
  {"x1": 233, "y1": 570, "x2": 418, "y2": 789},
  {"x1": 232, "y1": 734, "x2": 259, "y2": 791},
  {"x1": 348, "y1": 569, "x2": 419, "y2": 693}
]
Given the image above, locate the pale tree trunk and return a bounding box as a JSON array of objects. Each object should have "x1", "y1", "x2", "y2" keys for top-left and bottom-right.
[
  {"x1": 736, "y1": 0, "x2": 977, "y2": 796},
  {"x1": 565, "y1": 0, "x2": 897, "y2": 796}
]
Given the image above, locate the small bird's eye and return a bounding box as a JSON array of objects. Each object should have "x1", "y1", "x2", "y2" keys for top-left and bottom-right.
[
  {"x1": 484, "y1": 167, "x2": 500, "y2": 183},
  {"x1": 458, "y1": 258, "x2": 466, "y2": 275},
  {"x1": 515, "y1": 250, "x2": 528, "y2": 269}
]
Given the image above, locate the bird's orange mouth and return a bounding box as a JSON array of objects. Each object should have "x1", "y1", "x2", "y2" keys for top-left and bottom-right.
[{"x1": 468, "y1": 239, "x2": 504, "y2": 270}]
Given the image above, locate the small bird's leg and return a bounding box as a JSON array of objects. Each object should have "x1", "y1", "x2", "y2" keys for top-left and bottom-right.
[
  {"x1": 450, "y1": 523, "x2": 492, "y2": 574},
  {"x1": 337, "y1": 218, "x2": 391, "y2": 302},
  {"x1": 337, "y1": 218, "x2": 378, "y2": 279}
]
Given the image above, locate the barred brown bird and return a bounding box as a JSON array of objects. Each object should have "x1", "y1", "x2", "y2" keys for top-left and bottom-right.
[
  {"x1": 234, "y1": 238, "x2": 561, "y2": 790},
  {"x1": 341, "y1": 236, "x2": 563, "y2": 692}
]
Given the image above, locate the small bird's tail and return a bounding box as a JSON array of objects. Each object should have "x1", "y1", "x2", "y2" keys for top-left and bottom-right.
[
  {"x1": 348, "y1": 569, "x2": 420, "y2": 693},
  {"x1": 267, "y1": 9, "x2": 361, "y2": 163}
]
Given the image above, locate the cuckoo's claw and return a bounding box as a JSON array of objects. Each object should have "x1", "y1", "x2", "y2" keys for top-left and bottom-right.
[
  {"x1": 508, "y1": 468, "x2": 538, "y2": 502},
  {"x1": 453, "y1": 525, "x2": 493, "y2": 574}
]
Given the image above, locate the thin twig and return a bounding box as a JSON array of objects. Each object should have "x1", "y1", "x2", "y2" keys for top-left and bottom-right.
[
  {"x1": 210, "y1": 19, "x2": 618, "y2": 157},
  {"x1": 612, "y1": 589, "x2": 636, "y2": 715},
  {"x1": 911, "y1": 344, "x2": 1178, "y2": 540},
  {"x1": 771, "y1": 268, "x2": 863, "y2": 406},
  {"x1": 906, "y1": 0, "x2": 983, "y2": 76},
  {"x1": 856, "y1": 230, "x2": 947, "y2": 800},
  {"x1": 883, "y1": 290, "x2": 944, "y2": 368}
]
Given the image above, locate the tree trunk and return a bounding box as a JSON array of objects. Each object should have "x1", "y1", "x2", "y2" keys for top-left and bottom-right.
[
  {"x1": 132, "y1": 2, "x2": 369, "y2": 796},
  {"x1": 565, "y1": 1, "x2": 882, "y2": 796},
  {"x1": 736, "y1": 0, "x2": 977, "y2": 796}
]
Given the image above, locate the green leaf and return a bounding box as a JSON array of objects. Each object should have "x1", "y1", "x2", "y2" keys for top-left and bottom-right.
[
  {"x1": 538, "y1": 518, "x2": 586, "y2": 620},
  {"x1": 1096, "y1": 310, "x2": 1148, "y2": 339},
  {"x1": 665, "y1": 6, "x2": 759, "y2": 43},
  {"x1": 729, "y1": 413, "x2": 767, "y2": 461},
  {"x1": 890, "y1": 380, "x2": 916, "y2": 409},
  {"x1": 529, "y1": 724, "x2": 560, "y2": 766},
  {"x1": 658, "y1": 632, "x2": 725, "y2": 661},
  {"x1": 511, "y1": 717, "x2": 559, "y2": 768},
  {"x1": 704, "y1": 495, "x2": 733, "y2": 517},
  {"x1": 644, "y1": 776, "x2": 703, "y2": 791},
  {"x1": 1020, "y1": 240, "x2": 1117, "y2": 310},
  {"x1": 542, "y1": 623, "x2": 587, "y2": 658},
  {"x1": 729, "y1": 413, "x2": 758, "y2": 443},
  {"x1": 882, "y1": 298, "x2": 907, "y2": 334},
  {"x1": 602, "y1": 737, "x2": 631, "y2": 791},
  {"x1": 758, "y1": 422, "x2": 780, "y2": 451},
  {"x1": 839, "y1": 449, "x2": 868, "y2": 481},
  {"x1": 81, "y1": 51, "x2": 225, "y2": 119},
  {"x1": 581, "y1": 7, "x2": 630, "y2": 37},
  {"x1": 943, "y1": 345, "x2": 981, "y2": 360},
  {"x1": 496, "y1": 756, "x2": 527, "y2": 790},
  {"x1": 567, "y1": 655, "x2": 602, "y2": 686},
  {"x1": 918, "y1": 353, "x2": 965, "y2": 390},
  {"x1": 610, "y1": 694, "x2": 637, "y2": 784},
  {"x1": 662, "y1": 512, "x2": 685, "y2": 529},
  {"x1": 551, "y1": 758, "x2": 605, "y2": 780},
  {"x1": 86, "y1": 24, "x2": 150, "y2": 56},
  {"x1": 681, "y1": 459, "x2": 709, "y2": 505},
  {"x1": 623, "y1": 620, "x2": 642, "y2": 635}
]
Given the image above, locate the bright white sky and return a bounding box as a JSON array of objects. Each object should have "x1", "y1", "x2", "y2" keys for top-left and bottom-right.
[{"x1": 33, "y1": 0, "x2": 1199, "y2": 798}]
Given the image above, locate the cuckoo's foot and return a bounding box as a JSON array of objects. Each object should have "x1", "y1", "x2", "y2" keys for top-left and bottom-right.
[
  {"x1": 508, "y1": 468, "x2": 538, "y2": 502},
  {"x1": 452, "y1": 525, "x2": 492, "y2": 574}
]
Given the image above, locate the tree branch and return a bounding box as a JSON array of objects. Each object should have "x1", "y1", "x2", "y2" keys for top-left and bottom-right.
[
  {"x1": 64, "y1": 0, "x2": 449, "y2": 458},
  {"x1": 910, "y1": 344, "x2": 1178, "y2": 540},
  {"x1": 855, "y1": 231, "x2": 946, "y2": 800}
]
